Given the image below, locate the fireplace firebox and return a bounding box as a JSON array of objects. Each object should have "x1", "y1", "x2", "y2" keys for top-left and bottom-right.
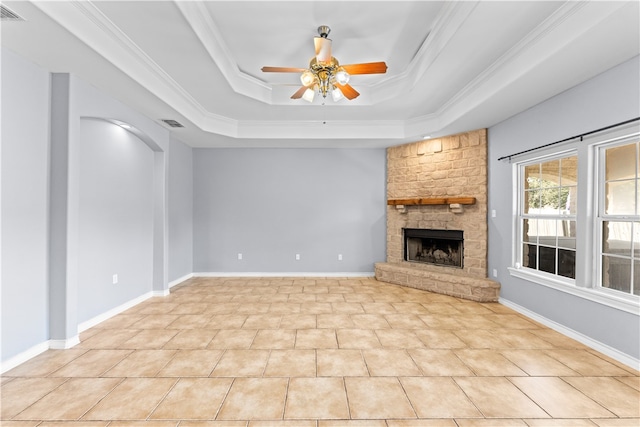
[{"x1": 404, "y1": 228, "x2": 463, "y2": 268}]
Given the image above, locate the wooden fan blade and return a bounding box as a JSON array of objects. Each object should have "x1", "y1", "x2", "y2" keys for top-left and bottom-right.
[
  {"x1": 336, "y1": 83, "x2": 360, "y2": 100},
  {"x1": 314, "y1": 37, "x2": 332, "y2": 64},
  {"x1": 291, "y1": 86, "x2": 309, "y2": 99},
  {"x1": 262, "y1": 66, "x2": 307, "y2": 73},
  {"x1": 341, "y1": 62, "x2": 388, "y2": 75}
]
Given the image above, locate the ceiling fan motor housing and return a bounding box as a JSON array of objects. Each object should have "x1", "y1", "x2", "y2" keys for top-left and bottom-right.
[{"x1": 309, "y1": 57, "x2": 343, "y2": 98}]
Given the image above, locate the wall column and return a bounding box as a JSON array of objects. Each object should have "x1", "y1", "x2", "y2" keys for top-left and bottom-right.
[
  {"x1": 153, "y1": 151, "x2": 169, "y2": 295},
  {"x1": 48, "y1": 73, "x2": 80, "y2": 348}
]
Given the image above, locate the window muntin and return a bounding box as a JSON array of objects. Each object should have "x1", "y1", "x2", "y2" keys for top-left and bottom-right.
[
  {"x1": 511, "y1": 126, "x2": 640, "y2": 313},
  {"x1": 599, "y1": 141, "x2": 640, "y2": 296},
  {"x1": 520, "y1": 155, "x2": 577, "y2": 279}
]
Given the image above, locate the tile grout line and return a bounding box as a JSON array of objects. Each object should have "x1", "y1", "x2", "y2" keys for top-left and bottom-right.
[
  {"x1": 145, "y1": 376, "x2": 181, "y2": 421},
  {"x1": 396, "y1": 376, "x2": 419, "y2": 420},
  {"x1": 214, "y1": 376, "x2": 236, "y2": 421},
  {"x1": 77, "y1": 376, "x2": 126, "y2": 422},
  {"x1": 281, "y1": 376, "x2": 291, "y2": 421},
  {"x1": 8, "y1": 376, "x2": 73, "y2": 421},
  {"x1": 503, "y1": 375, "x2": 560, "y2": 420},
  {"x1": 450, "y1": 375, "x2": 486, "y2": 419},
  {"x1": 552, "y1": 375, "x2": 619, "y2": 417},
  {"x1": 341, "y1": 376, "x2": 353, "y2": 420}
]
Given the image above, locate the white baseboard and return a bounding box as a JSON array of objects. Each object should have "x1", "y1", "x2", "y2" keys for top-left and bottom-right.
[
  {"x1": 169, "y1": 273, "x2": 193, "y2": 288},
  {"x1": 2, "y1": 335, "x2": 83, "y2": 374},
  {"x1": 49, "y1": 335, "x2": 80, "y2": 350},
  {"x1": 152, "y1": 289, "x2": 170, "y2": 297},
  {"x1": 1, "y1": 341, "x2": 50, "y2": 374},
  {"x1": 193, "y1": 272, "x2": 375, "y2": 278},
  {"x1": 4, "y1": 291, "x2": 161, "y2": 373},
  {"x1": 499, "y1": 297, "x2": 640, "y2": 371},
  {"x1": 78, "y1": 291, "x2": 154, "y2": 333}
]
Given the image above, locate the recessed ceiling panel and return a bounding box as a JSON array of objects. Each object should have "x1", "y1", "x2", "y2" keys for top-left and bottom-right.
[{"x1": 205, "y1": 1, "x2": 441, "y2": 87}]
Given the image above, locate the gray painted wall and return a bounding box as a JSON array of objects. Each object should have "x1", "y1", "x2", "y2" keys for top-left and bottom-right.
[
  {"x1": 488, "y1": 55, "x2": 640, "y2": 359},
  {"x1": 193, "y1": 148, "x2": 386, "y2": 273},
  {"x1": 77, "y1": 119, "x2": 155, "y2": 323},
  {"x1": 67, "y1": 78, "x2": 171, "y2": 326},
  {"x1": 168, "y1": 137, "x2": 193, "y2": 282},
  {"x1": 1, "y1": 49, "x2": 51, "y2": 361},
  {"x1": 1, "y1": 47, "x2": 174, "y2": 364}
]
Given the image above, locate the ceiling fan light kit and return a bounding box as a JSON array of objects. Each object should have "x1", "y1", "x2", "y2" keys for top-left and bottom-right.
[{"x1": 261, "y1": 26, "x2": 387, "y2": 103}]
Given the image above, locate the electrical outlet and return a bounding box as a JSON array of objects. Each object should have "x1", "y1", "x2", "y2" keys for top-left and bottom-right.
[
  {"x1": 492, "y1": 269, "x2": 498, "y2": 278},
  {"x1": 238, "y1": 253, "x2": 243, "y2": 260},
  {"x1": 338, "y1": 254, "x2": 343, "y2": 261},
  {"x1": 112, "y1": 274, "x2": 118, "y2": 284},
  {"x1": 295, "y1": 254, "x2": 300, "y2": 260},
  {"x1": 491, "y1": 210, "x2": 497, "y2": 218}
]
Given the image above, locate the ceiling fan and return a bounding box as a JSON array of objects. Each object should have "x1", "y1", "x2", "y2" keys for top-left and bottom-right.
[{"x1": 261, "y1": 25, "x2": 388, "y2": 102}]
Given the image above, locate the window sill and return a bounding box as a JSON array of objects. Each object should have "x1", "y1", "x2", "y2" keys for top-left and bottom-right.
[{"x1": 508, "y1": 267, "x2": 640, "y2": 315}]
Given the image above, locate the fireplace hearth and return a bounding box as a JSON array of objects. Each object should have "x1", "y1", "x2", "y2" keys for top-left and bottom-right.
[{"x1": 404, "y1": 228, "x2": 463, "y2": 268}]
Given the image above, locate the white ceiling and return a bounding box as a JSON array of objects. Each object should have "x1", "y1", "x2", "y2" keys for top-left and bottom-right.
[{"x1": 2, "y1": 1, "x2": 639, "y2": 148}]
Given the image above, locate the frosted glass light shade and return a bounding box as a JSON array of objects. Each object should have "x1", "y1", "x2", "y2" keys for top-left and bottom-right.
[
  {"x1": 331, "y1": 87, "x2": 344, "y2": 102},
  {"x1": 300, "y1": 70, "x2": 315, "y2": 86},
  {"x1": 335, "y1": 68, "x2": 350, "y2": 85},
  {"x1": 302, "y1": 88, "x2": 315, "y2": 102}
]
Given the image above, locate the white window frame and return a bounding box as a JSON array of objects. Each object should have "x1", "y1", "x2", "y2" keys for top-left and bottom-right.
[
  {"x1": 508, "y1": 124, "x2": 640, "y2": 316},
  {"x1": 594, "y1": 136, "x2": 640, "y2": 299},
  {"x1": 514, "y1": 151, "x2": 578, "y2": 284}
]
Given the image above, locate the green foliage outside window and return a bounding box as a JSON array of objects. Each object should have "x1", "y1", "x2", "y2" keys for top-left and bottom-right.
[{"x1": 526, "y1": 177, "x2": 571, "y2": 210}]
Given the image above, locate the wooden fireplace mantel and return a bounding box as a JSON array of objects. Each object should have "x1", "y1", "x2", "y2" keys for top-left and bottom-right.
[{"x1": 387, "y1": 197, "x2": 476, "y2": 206}]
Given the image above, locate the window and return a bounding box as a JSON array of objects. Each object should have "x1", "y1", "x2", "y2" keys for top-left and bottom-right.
[
  {"x1": 597, "y1": 140, "x2": 640, "y2": 296},
  {"x1": 511, "y1": 124, "x2": 640, "y2": 313},
  {"x1": 519, "y1": 155, "x2": 578, "y2": 280}
]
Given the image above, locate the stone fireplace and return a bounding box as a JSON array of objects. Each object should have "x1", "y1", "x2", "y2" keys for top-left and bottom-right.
[{"x1": 374, "y1": 129, "x2": 500, "y2": 302}]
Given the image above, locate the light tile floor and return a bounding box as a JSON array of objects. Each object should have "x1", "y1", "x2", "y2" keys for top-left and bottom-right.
[{"x1": 2, "y1": 277, "x2": 639, "y2": 426}]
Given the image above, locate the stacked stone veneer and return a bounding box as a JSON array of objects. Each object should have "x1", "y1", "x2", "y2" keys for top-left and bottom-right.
[{"x1": 375, "y1": 128, "x2": 500, "y2": 302}]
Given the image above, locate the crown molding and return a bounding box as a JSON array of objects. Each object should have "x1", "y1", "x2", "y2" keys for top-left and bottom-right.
[
  {"x1": 175, "y1": 0, "x2": 272, "y2": 104},
  {"x1": 29, "y1": 0, "x2": 637, "y2": 144},
  {"x1": 237, "y1": 118, "x2": 406, "y2": 140},
  {"x1": 438, "y1": 1, "x2": 592, "y2": 117},
  {"x1": 32, "y1": 0, "x2": 235, "y2": 134},
  {"x1": 405, "y1": 0, "x2": 633, "y2": 139},
  {"x1": 371, "y1": 1, "x2": 480, "y2": 104}
]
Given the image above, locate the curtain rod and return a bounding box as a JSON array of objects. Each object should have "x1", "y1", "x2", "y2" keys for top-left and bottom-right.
[{"x1": 497, "y1": 117, "x2": 640, "y2": 162}]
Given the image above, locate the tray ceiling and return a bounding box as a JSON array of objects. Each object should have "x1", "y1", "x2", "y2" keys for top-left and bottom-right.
[{"x1": 2, "y1": 1, "x2": 638, "y2": 148}]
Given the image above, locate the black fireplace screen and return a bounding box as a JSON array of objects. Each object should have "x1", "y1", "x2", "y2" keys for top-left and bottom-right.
[{"x1": 404, "y1": 228, "x2": 463, "y2": 268}]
